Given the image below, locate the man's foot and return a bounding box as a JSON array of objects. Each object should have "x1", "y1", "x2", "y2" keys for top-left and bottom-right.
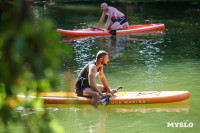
[{"x1": 124, "y1": 22, "x2": 129, "y2": 30}]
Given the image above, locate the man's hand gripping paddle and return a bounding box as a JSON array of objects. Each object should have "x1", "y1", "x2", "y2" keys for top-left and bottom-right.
[{"x1": 99, "y1": 86, "x2": 123, "y2": 105}]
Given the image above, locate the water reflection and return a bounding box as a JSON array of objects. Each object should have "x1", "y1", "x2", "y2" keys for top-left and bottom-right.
[
  {"x1": 45, "y1": 101, "x2": 190, "y2": 114},
  {"x1": 44, "y1": 101, "x2": 189, "y2": 133},
  {"x1": 61, "y1": 30, "x2": 165, "y2": 70},
  {"x1": 138, "y1": 36, "x2": 166, "y2": 90},
  {"x1": 105, "y1": 102, "x2": 190, "y2": 113},
  {"x1": 66, "y1": 38, "x2": 101, "y2": 74}
]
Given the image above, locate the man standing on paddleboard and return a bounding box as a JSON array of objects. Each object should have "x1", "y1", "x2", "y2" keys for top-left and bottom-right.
[
  {"x1": 75, "y1": 50, "x2": 116, "y2": 108},
  {"x1": 96, "y1": 2, "x2": 129, "y2": 32}
]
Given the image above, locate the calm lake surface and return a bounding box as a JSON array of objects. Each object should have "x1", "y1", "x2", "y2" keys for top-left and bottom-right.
[{"x1": 4, "y1": 1, "x2": 200, "y2": 133}]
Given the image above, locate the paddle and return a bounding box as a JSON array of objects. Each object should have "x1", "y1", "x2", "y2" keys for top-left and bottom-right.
[
  {"x1": 99, "y1": 86, "x2": 123, "y2": 105},
  {"x1": 87, "y1": 25, "x2": 104, "y2": 31},
  {"x1": 109, "y1": 30, "x2": 116, "y2": 35},
  {"x1": 87, "y1": 25, "x2": 116, "y2": 36}
]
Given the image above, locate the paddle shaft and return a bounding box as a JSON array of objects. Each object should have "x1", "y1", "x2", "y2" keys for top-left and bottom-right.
[
  {"x1": 87, "y1": 25, "x2": 116, "y2": 35},
  {"x1": 87, "y1": 25, "x2": 104, "y2": 31},
  {"x1": 111, "y1": 86, "x2": 122, "y2": 95},
  {"x1": 102, "y1": 86, "x2": 122, "y2": 99}
]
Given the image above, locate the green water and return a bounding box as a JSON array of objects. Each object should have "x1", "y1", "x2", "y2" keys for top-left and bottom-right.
[{"x1": 4, "y1": 1, "x2": 200, "y2": 133}]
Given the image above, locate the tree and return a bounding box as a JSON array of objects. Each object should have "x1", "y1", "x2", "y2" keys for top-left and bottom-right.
[{"x1": 0, "y1": 0, "x2": 71, "y2": 132}]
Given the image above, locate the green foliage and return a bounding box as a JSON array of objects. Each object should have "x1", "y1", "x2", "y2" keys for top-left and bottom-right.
[{"x1": 0, "y1": 0, "x2": 71, "y2": 132}]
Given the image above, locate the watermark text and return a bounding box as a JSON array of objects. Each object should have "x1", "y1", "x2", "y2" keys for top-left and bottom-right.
[{"x1": 167, "y1": 121, "x2": 193, "y2": 128}]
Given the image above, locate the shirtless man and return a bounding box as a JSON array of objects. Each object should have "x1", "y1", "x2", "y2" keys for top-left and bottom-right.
[
  {"x1": 75, "y1": 50, "x2": 116, "y2": 108},
  {"x1": 97, "y1": 2, "x2": 129, "y2": 32}
]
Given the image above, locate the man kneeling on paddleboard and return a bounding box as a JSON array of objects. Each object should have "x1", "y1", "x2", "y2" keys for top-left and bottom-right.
[
  {"x1": 96, "y1": 2, "x2": 129, "y2": 32},
  {"x1": 75, "y1": 50, "x2": 117, "y2": 108}
]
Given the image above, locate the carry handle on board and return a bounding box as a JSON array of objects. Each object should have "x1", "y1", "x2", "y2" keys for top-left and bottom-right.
[{"x1": 99, "y1": 86, "x2": 123, "y2": 105}]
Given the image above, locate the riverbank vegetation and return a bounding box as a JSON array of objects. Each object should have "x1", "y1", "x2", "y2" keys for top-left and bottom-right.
[{"x1": 0, "y1": 0, "x2": 71, "y2": 132}]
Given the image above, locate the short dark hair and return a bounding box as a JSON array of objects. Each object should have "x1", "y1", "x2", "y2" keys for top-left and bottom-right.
[{"x1": 96, "y1": 50, "x2": 108, "y2": 60}]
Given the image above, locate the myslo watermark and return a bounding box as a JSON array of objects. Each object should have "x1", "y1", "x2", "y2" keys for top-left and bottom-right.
[{"x1": 167, "y1": 120, "x2": 194, "y2": 128}]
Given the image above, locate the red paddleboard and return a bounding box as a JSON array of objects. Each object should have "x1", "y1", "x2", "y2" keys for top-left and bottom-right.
[{"x1": 56, "y1": 24, "x2": 165, "y2": 36}]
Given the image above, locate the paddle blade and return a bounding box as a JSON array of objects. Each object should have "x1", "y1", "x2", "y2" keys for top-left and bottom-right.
[
  {"x1": 99, "y1": 96, "x2": 110, "y2": 105},
  {"x1": 109, "y1": 30, "x2": 116, "y2": 35},
  {"x1": 99, "y1": 86, "x2": 122, "y2": 105},
  {"x1": 117, "y1": 86, "x2": 123, "y2": 90}
]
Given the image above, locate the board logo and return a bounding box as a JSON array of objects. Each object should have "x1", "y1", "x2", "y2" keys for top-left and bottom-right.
[
  {"x1": 167, "y1": 121, "x2": 193, "y2": 128},
  {"x1": 110, "y1": 100, "x2": 146, "y2": 104}
]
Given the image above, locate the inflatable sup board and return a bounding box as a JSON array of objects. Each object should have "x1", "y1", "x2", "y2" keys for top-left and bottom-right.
[
  {"x1": 17, "y1": 91, "x2": 190, "y2": 105},
  {"x1": 56, "y1": 24, "x2": 165, "y2": 36}
]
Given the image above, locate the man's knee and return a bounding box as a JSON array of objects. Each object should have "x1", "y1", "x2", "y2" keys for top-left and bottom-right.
[
  {"x1": 111, "y1": 23, "x2": 124, "y2": 30},
  {"x1": 111, "y1": 23, "x2": 118, "y2": 30},
  {"x1": 93, "y1": 92, "x2": 100, "y2": 98},
  {"x1": 97, "y1": 85, "x2": 106, "y2": 92}
]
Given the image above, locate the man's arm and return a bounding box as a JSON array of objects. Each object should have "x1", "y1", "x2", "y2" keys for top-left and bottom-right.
[
  {"x1": 88, "y1": 64, "x2": 104, "y2": 96},
  {"x1": 98, "y1": 66, "x2": 111, "y2": 93},
  {"x1": 105, "y1": 16, "x2": 112, "y2": 30},
  {"x1": 97, "y1": 12, "x2": 106, "y2": 29},
  {"x1": 104, "y1": 8, "x2": 115, "y2": 30}
]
